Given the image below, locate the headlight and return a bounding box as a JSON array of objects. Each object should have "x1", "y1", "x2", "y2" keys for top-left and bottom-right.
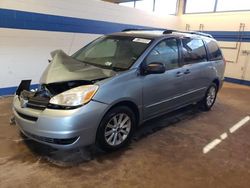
[{"x1": 49, "y1": 85, "x2": 99, "y2": 107}]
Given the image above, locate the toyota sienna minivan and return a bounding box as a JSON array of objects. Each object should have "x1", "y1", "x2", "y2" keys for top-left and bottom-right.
[{"x1": 13, "y1": 29, "x2": 225, "y2": 151}]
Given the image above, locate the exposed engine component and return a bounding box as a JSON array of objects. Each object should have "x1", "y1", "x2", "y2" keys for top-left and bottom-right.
[
  {"x1": 43, "y1": 80, "x2": 94, "y2": 95},
  {"x1": 17, "y1": 79, "x2": 106, "y2": 110}
]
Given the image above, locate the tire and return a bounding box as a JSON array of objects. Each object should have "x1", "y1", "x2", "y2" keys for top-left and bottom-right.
[
  {"x1": 96, "y1": 106, "x2": 136, "y2": 152},
  {"x1": 200, "y1": 83, "x2": 218, "y2": 111}
]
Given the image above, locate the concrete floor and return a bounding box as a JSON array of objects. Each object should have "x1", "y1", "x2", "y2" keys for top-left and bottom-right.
[{"x1": 0, "y1": 82, "x2": 250, "y2": 188}]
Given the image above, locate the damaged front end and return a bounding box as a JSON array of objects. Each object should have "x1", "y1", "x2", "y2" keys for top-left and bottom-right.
[
  {"x1": 16, "y1": 79, "x2": 102, "y2": 110},
  {"x1": 12, "y1": 50, "x2": 114, "y2": 149},
  {"x1": 15, "y1": 50, "x2": 114, "y2": 111}
]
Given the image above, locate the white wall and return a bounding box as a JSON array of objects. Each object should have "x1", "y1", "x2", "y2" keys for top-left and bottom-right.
[
  {"x1": 2, "y1": 0, "x2": 248, "y2": 93},
  {"x1": 0, "y1": 0, "x2": 179, "y2": 90},
  {"x1": 178, "y1": 0, "x2": 250, "y2": 83}
]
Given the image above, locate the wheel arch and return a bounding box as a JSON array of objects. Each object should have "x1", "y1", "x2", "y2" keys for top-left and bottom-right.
[
  {"x1": 106, "y1": 100, "x2": 140, "y2": 127},
  {"x1": 95, "y1": 100, "x2": 141, "y2": 150},
  {"x1": 212, "y1": 78, "x2": 220, "y2": 90}
]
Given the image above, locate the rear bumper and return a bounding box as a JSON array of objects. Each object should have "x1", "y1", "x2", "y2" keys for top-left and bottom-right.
[
  {"x1": 13, "y1": 96, "x2": 108, "y2": 149},
  {"x1": 219, "y1": 79, "x2": 224, "y2": 91}
]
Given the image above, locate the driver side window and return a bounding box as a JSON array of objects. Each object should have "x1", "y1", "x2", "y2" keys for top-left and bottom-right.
[{"x1": 145, "y1": 38, "x2": 179, "y2": 70}]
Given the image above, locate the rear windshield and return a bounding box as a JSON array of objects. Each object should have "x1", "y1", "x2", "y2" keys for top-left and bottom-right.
[
  {"x1": 204, "y1": 39, "x2": 223, "y2": 61},
  {"x1": 72, "y1": 36, "x2": 152, "y2": 70}
]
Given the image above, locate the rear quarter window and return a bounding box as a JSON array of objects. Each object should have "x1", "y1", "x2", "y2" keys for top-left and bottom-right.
[{"x1": 204, "y1": 39, "x2": 223, "y2": 61}]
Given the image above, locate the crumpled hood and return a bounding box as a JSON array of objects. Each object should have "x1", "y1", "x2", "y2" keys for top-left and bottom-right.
[{"x1": 40, "y1": 50, "x2": 116, "y2": 84}]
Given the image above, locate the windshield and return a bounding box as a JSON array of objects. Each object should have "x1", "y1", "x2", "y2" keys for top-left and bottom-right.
[{"x1": 72, "y1": 36, "x2": 152, "y2": 70}]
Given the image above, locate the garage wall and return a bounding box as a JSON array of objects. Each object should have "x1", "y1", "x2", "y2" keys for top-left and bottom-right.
[
  {"x1": 178, "y1": 0, "x2": 250, "y2": 86},
  {"x1": 0, "y1": 0, "x2": 179, "y2": 95}
]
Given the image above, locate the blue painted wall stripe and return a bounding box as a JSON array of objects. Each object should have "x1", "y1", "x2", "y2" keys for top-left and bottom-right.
[
  {"x1": 224, "y1": 77, "x2": 250, "y2": 86},
  {"x1": 0, "y1": 84, "x2": 39, "y2": 96},
  {"x1": 1, "y1": 8, "x2": 250, "y2": 42},
  {"x1": 0, "y1": 8, "x2": 156, "y2": 34},
  {"x1": 204, "y1": 31, "x2": 250, "y2": 42}
]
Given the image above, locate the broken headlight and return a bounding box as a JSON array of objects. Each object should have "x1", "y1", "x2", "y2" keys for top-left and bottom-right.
[{"x1": 49, "y1": 85, "x2": 99, "y2": 107}]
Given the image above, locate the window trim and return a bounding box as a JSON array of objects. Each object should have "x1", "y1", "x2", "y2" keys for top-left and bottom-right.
[
  {"x1": 154, "y1": 0, "x2": 180, "y2": 15},
  {"x1": 184, "y1": 0, "x2": 250, "y2": 14},
  {"x1": 119, "y1": 0, "x2": 179, "y2": 15},
  {"x1": 183, "y1": 0, "x2": 217, "y2": 14},
  {"x1": 135, "y1": 0, "x2": 155, "y2": 12},
  {"x1": 202, "y1": 39, "x2": 210, "y2": 61}
]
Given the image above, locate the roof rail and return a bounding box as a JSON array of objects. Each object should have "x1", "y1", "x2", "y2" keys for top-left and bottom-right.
[
  {"x1": 122, "y1": 28, "x2": 164, "y2": 32},
  {"x1": 163, "y1": 30, "x2": 213, "y2": 38},
  {"x1": 121, "y1": 28, "x2": 213, "y2": 38}
]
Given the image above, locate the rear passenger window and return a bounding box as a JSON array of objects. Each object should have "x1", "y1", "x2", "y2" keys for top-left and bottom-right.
[
  {"x1": 145, "y1": 38, "x2": 179, "y2": 70},
  {"x1": 204, "y1": 39, "x2": 223, "y2": 61},
  {"x1": 181, "y1": 38, "x2": 207, "y2": 64}
]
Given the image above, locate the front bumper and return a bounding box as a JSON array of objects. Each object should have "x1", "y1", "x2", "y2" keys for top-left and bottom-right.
[{"x1": 13, "y1": 96, "x2": 108, "y2": 149}]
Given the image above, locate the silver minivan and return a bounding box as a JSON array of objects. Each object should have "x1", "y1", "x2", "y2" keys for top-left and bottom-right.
[{"x1": 13, "y1": 30, "x2": 225, "y2": 151}]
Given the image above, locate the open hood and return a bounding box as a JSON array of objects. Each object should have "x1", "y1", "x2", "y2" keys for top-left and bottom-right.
[{"x1": 40, "y1": 50, "x2": 116, "y2": 84}]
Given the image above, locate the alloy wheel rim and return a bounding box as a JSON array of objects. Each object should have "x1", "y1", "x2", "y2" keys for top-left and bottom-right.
[
  {"x1": 104, "y1": 113, "x2": 131, "y2": 146},
  {"x1": 206, "y1": 87, "x2": 216, "y2": 107}
]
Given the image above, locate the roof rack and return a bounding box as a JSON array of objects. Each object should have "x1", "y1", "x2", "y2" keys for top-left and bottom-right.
[
  {"x1": 164, "y1": 30, "x2": 213, "y2": 38},
  {"x1": 122, "y1": 28, "x2": 164, "y2": 32},
  {"x1": 122, "y1": 28, "x2": 213, "y2": 38}
]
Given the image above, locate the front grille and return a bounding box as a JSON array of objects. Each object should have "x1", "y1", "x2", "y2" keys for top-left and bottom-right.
[
  {"x1": 24, "y1": 131, "x2": 78, "y2": 145},
  {"x1": 17, "y1": 111, "x2": 38, "y2": 122},
  {"x1": 26, "y1": 103, "x2": 46, "y2": 110},
  {"x1": 27, "y1": 96, "x2": 49, "y2": 110}
]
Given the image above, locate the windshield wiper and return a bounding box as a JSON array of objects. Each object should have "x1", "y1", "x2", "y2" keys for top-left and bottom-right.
[{"x1": 111, "y1": 66, "x2": 127, "y2": 71}]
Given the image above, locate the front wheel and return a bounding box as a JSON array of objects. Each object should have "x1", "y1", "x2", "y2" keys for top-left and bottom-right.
[
  {"x1": 96, "y1": 106, "x2": 136, "y2": 152},
  {"x1": 200, "y1": 83, "x2": 218, "y2": 111}
]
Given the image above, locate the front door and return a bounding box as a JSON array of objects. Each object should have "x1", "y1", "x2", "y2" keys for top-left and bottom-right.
[{"x1": 142, "y1": 38, "x2": 186, "y2": 120}]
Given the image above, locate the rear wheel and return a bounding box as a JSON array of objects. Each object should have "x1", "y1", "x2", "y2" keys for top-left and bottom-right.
[
  {"x1": 96, "y1": 106, "x2": 136, "y2": 152},
  {"x1": 200, "y1": 83, "x2": 218, "y2": 111}
]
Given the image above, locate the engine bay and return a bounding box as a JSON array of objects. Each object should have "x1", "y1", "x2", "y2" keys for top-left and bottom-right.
[{"x1": 17, "y1": 79, "x2": 103, "y2": 110}]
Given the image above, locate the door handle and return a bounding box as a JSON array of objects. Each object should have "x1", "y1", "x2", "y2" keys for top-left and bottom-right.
[
  {"x1": 184, "y1": 69, "x2": 190, "y2": 74},
  {"x1": 176, "y1": 71, "x2": 183, "y2": 77}
]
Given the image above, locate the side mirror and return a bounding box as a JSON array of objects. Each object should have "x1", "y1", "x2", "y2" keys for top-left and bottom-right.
[{"x1": 143, "y1": 62, "x2": 166, "y2": 75}]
